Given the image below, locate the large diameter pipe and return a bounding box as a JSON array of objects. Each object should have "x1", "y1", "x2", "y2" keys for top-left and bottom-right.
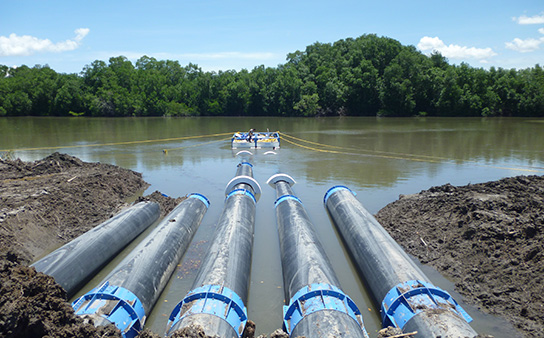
[
  {"x1": 32, "y1": 201, "x2": 160, "y2": 297},
  {"x1": 72, "y1": 194, "x2": 209, "y2": 338},
  {"x1": 324, "y1": 186, "x2": 477, "y2": 337},
  {"x1": 267, "y1": 174, "x2": 369, "y2": 338},
  {"x1": 166, "y1": 162, "x2": 260, "y2": 338}
]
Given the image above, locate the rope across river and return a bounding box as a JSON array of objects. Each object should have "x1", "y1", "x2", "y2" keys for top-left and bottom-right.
[
  {"x1": 2, "y1": 130, "x2": 542, "y2": 174},
  {"x1": 280, "y1": 132, "x2": 544, "y2": 174}
]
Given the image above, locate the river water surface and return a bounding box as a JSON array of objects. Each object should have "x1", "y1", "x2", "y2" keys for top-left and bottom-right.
[{"x1": 2, "y1": 116, "x2": 542, "y2": 337}]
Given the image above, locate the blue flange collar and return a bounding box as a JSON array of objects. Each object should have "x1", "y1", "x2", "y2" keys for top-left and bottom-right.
[
  {"x1": 167, "y1": 284, "x2": 248, "y2": 337},
  {"x1": 226, "y1": 188, "x2": 257, "y2": 204},
  {"x1": 187, "y1": 193, "x2": 210, "y2": 208},
  {"x1": 381, "y1": 280, "x2": 473, "y2": 330},
  {"x1": 274, "y1": 194, "x2": 303, "y2": 208},
  {"x1": 323, "y1": 185, "x2": 355, "y2": 204},
  {"x1": 283, "y1": 283, "x2": 369, "y2": 338},
  {"x1": 72, "y1": 281, "x2": 145, "y2": 338}
]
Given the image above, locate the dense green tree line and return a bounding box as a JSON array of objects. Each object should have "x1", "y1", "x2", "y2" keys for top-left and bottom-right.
[{"x1": 1, "y1": 34, "x2": 543, "y2": 117}]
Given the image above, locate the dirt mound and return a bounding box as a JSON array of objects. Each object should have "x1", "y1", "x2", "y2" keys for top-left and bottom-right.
[
  {"x1": 0, "y1": 251, "x2": 121, "y2": 338},
  {"x1": 0, "y1": 154, "x2": 176, "y2": 338},
  {"x1": 376, "y1": 175, "x2": 544, "y2": 338},
  {"x1": 0, "y1": 152, "x2": 149, "y2": 264}
]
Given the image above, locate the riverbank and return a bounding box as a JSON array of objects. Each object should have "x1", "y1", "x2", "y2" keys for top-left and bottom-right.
[
  {"x1": 376, "y1": 176, "x2": 544, "y2": 337},
  {"x1": 0, "y1": 153, "x2": 189, "y2": 337},
  {"x1": 1, "y1": 153, "x2": 541, "y2": 337}
]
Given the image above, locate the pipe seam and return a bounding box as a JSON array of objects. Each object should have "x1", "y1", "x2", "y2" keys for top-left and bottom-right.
[
  {"x1": 226, "y1": 188, "x2": 257, "y2": 204},
  {"x1": 224, "y1": 175, "x2": 262, "y2": 201},
  {"x1": 323, "y1": 185, "x2": 355, "y2": 204},
  {"x1": 187, "y1": 193, "x2": 210, "y2": 208},
  {"x1": 274, "y1": 194, "x2": 302, "y2": 208}
]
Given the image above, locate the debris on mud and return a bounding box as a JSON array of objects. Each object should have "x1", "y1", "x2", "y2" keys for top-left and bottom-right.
[
  {"x1": 0, "y1": 251, "x2": 121, "y2": 338},
  {"x1": 376, "y1": 327, "x2": 406, "y2": 337},
  {"x1": 376, "y1": 175, "x2": 544, "y2": 338},
  {"x1": 137, "y1": 190, "x2": 187, "y2": 217},
  {"x1": 0, "y1": 153, "x2": 178, "y2": 338},
  {"x1": 0, "y1": 152, "x2": 149, "y2": 264}
]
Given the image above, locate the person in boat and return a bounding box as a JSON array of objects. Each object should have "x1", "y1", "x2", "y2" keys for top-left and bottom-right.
[{"x1": 247, "y1": 128, "x2": 255, "y2": 142}]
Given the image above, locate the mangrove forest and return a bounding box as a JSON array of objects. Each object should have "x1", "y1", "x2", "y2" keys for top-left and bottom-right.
[{"x1": 1, "y1": 34, "x2": 543, "y2": 117}]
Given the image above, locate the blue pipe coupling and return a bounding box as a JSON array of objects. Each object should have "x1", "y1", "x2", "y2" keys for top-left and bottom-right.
[
  {"x1": 382, "y1": 280, "x2": 473, "y2": 330},
  {"x1": 187, "y1": 193, "x2": 210, "y2": 208},
  {"x1": 283, "y1": 283, "x2": 369, "y2": 337},
  {"x1": 226, "y1": 188, "x2": 257, "y2": 204},
  {"x1": 323, "y1": 185, "x2": 356, "y2": 204},
  {"x1": 274, "y1": 194, "x2": 303, "y2": 208},
  {"x1": 168, "y1": 284, "x2": 248, "y2": 337},
  {"x1": 72, "y1": 281, "x2": 145, "y2": 338}
]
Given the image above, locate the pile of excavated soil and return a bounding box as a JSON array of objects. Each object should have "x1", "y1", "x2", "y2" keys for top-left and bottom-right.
[
  {"x1": 376, "y1": 175, "x2": 544, "y2": 338},
  {"x1": 0, "y1": 154, "x2": 200, "y2": 338},
  {"x1": 0, "y1": 152, "x2": 149, "y2": 264}
]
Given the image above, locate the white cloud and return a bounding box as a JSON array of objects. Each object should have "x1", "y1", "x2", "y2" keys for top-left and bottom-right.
[
  {"x1": 539, "y1": 28, "x2": 544, "y2": 35},
  {"x1": 0, "y1": 28, "x2": 89, "y2": 56},
  {"x1": 417, "y1": 36, "x2": 497, "y2": 62},
  {"x1": 513, "y1": 14, "x2": 544, "y2": 25},
  {"x1": 505, "y1": 37, "x2": 544, "y2": 53}
]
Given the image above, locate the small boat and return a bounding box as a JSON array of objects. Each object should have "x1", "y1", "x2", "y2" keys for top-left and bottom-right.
[{"x1": 231, "y1": 130, "x2": 280, "y2": 149}]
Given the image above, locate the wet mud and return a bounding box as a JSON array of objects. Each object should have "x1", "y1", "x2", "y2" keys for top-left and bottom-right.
[{"x1": 376, "y1": 175, "x2": 544, "y2": 338}]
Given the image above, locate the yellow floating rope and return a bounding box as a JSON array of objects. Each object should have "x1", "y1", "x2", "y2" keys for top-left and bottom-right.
[
  {"x1": 281, "y1": 132, "x2": 544, "y2": 173},
  {"x1": 1, "y1": 132, "x2": 235, "y2": 153},
  {"x1": 163, "y1": 137, "x2": 231, "y2": 154}
]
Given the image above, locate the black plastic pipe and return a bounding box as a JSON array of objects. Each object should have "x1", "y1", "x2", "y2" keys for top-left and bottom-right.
[
  {"x1": 267, "y1": 174, "x2": 369, "y2": 338},
  {"x1": 71, "y1": 194, "x2": 209, "y2": 338},
  {"x1": 324, "y1": 186, "x2": 477, "y2": 337},
  {"x1": 166, "y1": 162, "x2": 260, "y2": 338},
  {"x1": 32, "y1": 201, "x2": 160, "y2": 298}
]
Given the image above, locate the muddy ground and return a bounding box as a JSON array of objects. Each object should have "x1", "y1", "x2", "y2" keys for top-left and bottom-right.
[
  {"x1": 1, "y1": 153, "x2": 540, "y2": 337},
  {"x1": 376, "y1": 175, "x2": 544, "y2": 338},
  {"x1": 0, "y1": 153, "x2": 196, "y2": 338}
]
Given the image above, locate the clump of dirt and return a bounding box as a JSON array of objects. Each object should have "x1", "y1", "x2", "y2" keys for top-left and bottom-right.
[
  {"x1": 256, "y1": 328, "x2": 290, "y2": 338},
  {"x1": 376, "y1": 175, "x2": 544, "y2": 338},
  {"x1": 376, "y1": 326, "x2": 403, "y2": 338},
  {"x1": 138, "y1": 190, "x2": 187, "y2": 217}
]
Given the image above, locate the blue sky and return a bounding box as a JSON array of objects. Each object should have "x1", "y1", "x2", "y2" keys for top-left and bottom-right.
[{"x1": 1, "y1": 0, "x2": 543, "y2": 74}]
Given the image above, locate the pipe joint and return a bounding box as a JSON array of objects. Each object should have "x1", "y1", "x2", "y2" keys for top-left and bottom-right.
[
  {"x1": 226, "y1": 188, "x2": 257, "y2": 204},
  {"x1": 382, "y1": 280, "x2": 473, "y2": 330},
  {"x1": 225, "y1": 175, "x2": 261, "y2": 201},
  {"x1": 238, "y1": 161, "x2": 253, "y2": 167},
  {"x1": 168, "y1": 284, "x2": 248, "y2": 337},
  {"x1": 266, "y1": 173, "x2": 296, "y2": 188},
  {"x1": 283, "y1": 283, "x2": 367, "y2": 336},
  {"x1": 323, "y1": 185, "x2": 355, "y2": 204},
  {"x1": 187, "y1": 193, "x2": 210, "y2": 208},
  {"x1": 274, "y1": 194, "x2": 302, "y2": 208},
  {"x1": 72, "y1": 281, "x2": 145, "y2": 338}
]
